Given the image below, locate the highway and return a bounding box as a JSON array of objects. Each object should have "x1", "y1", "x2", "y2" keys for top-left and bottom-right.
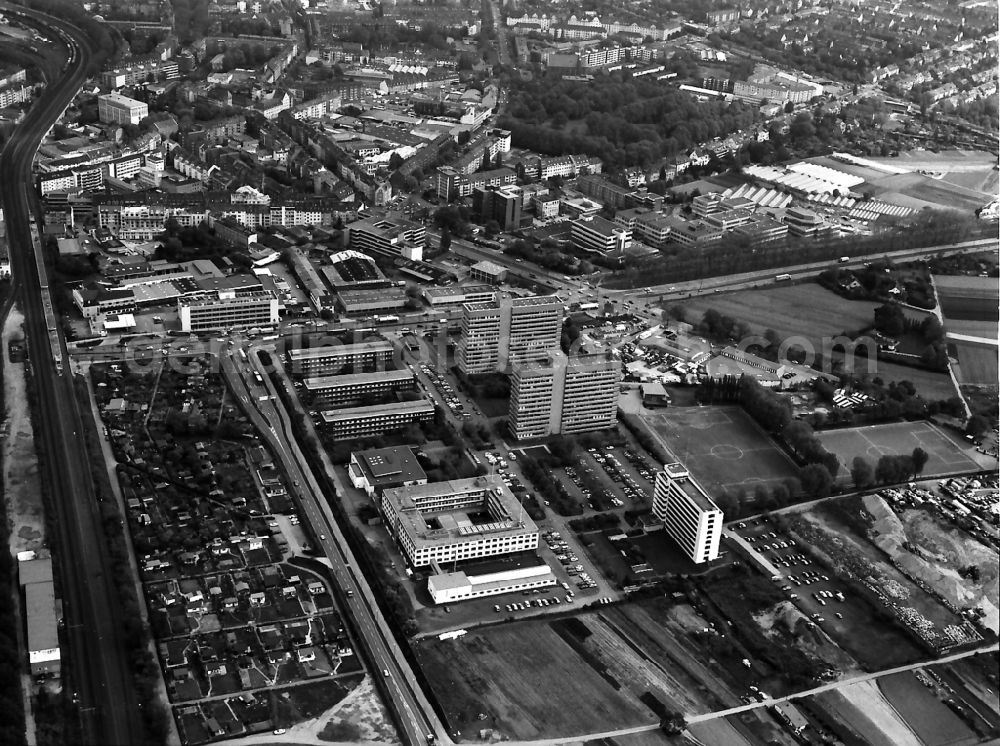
[
  {"x1": 220, "y1": 348, "x2": 448, "y2": 745},
  {"x1": 0, "y1": 5, "x2": 143, "y2": 745}
]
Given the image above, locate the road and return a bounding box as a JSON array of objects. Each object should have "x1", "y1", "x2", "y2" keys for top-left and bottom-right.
[
  {"x1": 623, "y1": 237, "x2": 999, "y2": 302},
  {"x1": 0, "y1": 5, "x2": 143, "y2": 744},
  {"x1": 219, "y1": 348, "x2": 447, "y2": 745}
]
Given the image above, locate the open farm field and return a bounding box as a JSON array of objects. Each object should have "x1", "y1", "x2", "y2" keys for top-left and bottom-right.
[
  {"x1": 870, "y1": 172, "x2": 993, "y2": 213},
  {"x1": 861, "y1": 494, "x2": 1000, "y2": 633},
  {"x1": 415, "y1": 622, "x2": 654, "y2": 739},
  {"x1": 871, "y1": 149, "x2": 998, "y2": 172},
  {"x1": 677, "y1": 283, "x2": 889, "y2": 348},
  {"x1": 817, "y1": 421, "x2": 979, "y2": 479},
  {"x1": 877, "y1": 671, "x2": 978, "y2": 746},
  {"x1": 954, "y1": 341, "x2": 998, "y2": 386},
  {"x1": 936, "y1": 276, "x2": 1000, "y2": 323},
  {"x1": 784, "y1": 498, "x2": 978, "y2": 654},
  {"x1": 941, "y1": 168, "x2": 1000, "y2": 195},
  {"x1": 415, "y1": 607, "x2": 735, "y2": 740},
  {"x1": 687, "y1": 719, "x2": 756, "y2": 746},
  {"x1": 642, "y1": 406, "x2": 799, "y2": 495},
  {"x1": 948, "y1": 319, "x2": 998, "y2": 339}
]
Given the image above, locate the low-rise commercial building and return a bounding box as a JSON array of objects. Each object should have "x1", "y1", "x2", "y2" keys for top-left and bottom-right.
[
  {"x1": 422, "y1": 284, "x2": 496, "y2": 307},
  {"x1": 348, "y1": 446, "x2": 428, "y2": 497},
  {"x1": 651, "y1": 462, "x2": 723, "y2": 564},
  {"x1": 469, "y1": 260, "x2": 507, "y2": 285},
  {"x1": 427, "y1": 563, "x2": 556, "y2": 604},
  {"x1": 381, "y1": 475, "x2": 539, "y2": 568}
]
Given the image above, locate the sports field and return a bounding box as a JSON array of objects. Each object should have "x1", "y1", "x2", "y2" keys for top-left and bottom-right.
[
  {"x1": 642, "y1": 406, "x2": 800, "y2": 494},
  {"x1": 817, "y1": 421, "x2": 980, "y2": 479}
]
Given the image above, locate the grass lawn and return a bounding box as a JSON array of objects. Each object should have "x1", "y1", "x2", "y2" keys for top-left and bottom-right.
[
  {"x1": 676, "y1": 282, "x2": 898, "y2": 348},
  {"x1": 847, "y1": 357, "x2": 959, "y2": 400},
  {"x1": 642, "y1": 406, "x2": 800, "y2": 495},
  {"x1": 817, "y1": 421, "x2": 980, "y2": 479}
]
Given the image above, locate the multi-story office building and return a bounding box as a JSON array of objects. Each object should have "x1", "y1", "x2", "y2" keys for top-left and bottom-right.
[
  {"x1": 651, "y1": 462, "x2": 723, "y2": 564},
  {"x1": 783, "y1": 207, "x2": 825, "y2": 238},
  {"x1": 381, "y1": 475, "x2": 539, "y2": 568},
  {"x1": 346, "y1": 215, "x2": 425, "y2": 262},
  {"x1": 733, "y1": 216, "x2": 789, "y2": 246},
  {"x1": 98, "y1": 93, "x2": 149, "y2": 125},
  {"x1": 177, "y1": 290, "x2": 279, "y2": 332},
  {"x1": 509, "y1": 352, "x2": 620, "y2": 439},
  {"x1": 286, "y1": 340, "x2": 395, "y2": 377},
  {"x1": 473, "y1": 184, "x2": 522, "y2": 231},
  {"x1": 319, "y1": 398, "x2": 435, "y2": 440},
  {"x1": 458, "y1": 294, "x2": 562, "y2": 376},
  {"x1": 669, "y1": 220, "x2": 725, "y2": 247},
  {"x1": 571, "y1": 215, "x2": 631, "y2": 255},
  {"x1": 436, "y1": 166, "x2": 516, "y2": 201},
  {"x1": 303, "y1": 369, "x2": 415, "y2": 406}
]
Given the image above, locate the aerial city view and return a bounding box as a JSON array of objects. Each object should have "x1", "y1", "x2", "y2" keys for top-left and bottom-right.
[{"x1": 0, "y1": 0, "x2": 997, "y2": 744}]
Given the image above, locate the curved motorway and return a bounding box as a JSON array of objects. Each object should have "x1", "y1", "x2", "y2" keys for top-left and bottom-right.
[{"x1": 0, "y1": 5, "x2": 143, "y2": 745}]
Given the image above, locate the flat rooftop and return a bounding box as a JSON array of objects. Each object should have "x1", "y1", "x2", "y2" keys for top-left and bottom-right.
[
  {"x1": 352, "y1": 445, "x2": 426, "y2": 485},
  {"x1": 464, "y1": 293, "x2": 563, "y2": 313},
  {"x1": 320, "y1": 398, "x2": 434, "y2": 423},
  {"x1": 663, "y1": 463, "x2": 720, "y2": 513},
  {"x1": 288, "y1": 340, "x2": 393, "y2": 360},
  {"x1": 384, "y1": 475, "x2": 538, "y2": 547},
  {"x1": 423, "y1": 284, "x2": 495, "y2": 299},
  {"x1": 303, "y1": 368, "x2": 413, "y2": 390}
]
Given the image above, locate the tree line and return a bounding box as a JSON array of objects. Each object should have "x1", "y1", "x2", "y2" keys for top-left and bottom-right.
[{"x1": 606, "y1": 211, "x2": 994, "y2": 289}]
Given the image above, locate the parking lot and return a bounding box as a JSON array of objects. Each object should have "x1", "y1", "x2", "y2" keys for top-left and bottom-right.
[
  {"x1": 559, "y1": 446, "x2": 657, "y2": 512},
  {"x1": 730, "y1": 517, "x2": 872, "y2": 656}
]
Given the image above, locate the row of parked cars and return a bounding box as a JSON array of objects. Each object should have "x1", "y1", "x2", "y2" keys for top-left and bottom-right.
[
  {"x1": 586, "y1": 447, "x2": 647, "y2": 503},
  {"x1": 417, "y1": 363, "x2": 475, "y2": 418}
]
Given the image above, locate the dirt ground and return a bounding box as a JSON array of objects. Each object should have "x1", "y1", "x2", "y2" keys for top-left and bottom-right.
[
  {"x1": 217, "y1": 676, "x2": 399, "y2": 746},
  {"x1": 827, "y1": 679, "x2": 923, "y2": 746},
  {"x1": 863, "y1": 494, "x2": 1000, "y2": 634},
  {"x1": 3, "y1": 304, "x2": 46, "y2": 555}
]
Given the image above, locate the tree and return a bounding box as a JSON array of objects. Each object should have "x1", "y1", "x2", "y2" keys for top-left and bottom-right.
[
  {"x1": 388, "y1": 152, "x2": 405, "y2": 170},
  {"x1": 800, "y1": 463, "x2": 834, "y2": 498},
  {"x1": 715, "y1": 490, "x2": 739, "y2": 517},
  {"x1": 850, "y1": 456, "x2": 874, "y2": 490},
  {"x1": 911, "y1": 447, "x2": 929, "y2": 477},
  {"x1": 966, "y1": 414, "x2": 989, "y2": 437},
  {"x1": 873, "y1": 303, "x2": 906, "y2": 337}
]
